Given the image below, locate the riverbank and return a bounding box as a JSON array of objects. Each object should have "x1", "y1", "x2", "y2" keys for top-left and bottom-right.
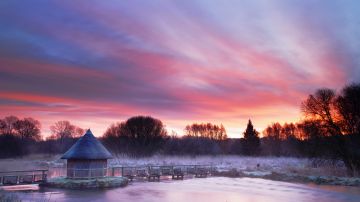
[
  {"x1": 213, "y1": 169, "x2": 360, "y2": 186},
  {"x1": 110, "y1": 155, "x2": 360, "y2": 186},
  {"x1": 0, "y1": 155, "x2": 357, "y2": 187}
]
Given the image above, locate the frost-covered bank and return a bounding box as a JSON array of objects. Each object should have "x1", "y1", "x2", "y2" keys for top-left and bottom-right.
[
  {"x1": 109, "y1": 155, "x2": 346, "y2": 177},
  {"x1": 1, "y1": 155, "x2": 358, "y2": 187},
  {"x1": 108, "y1": 155, "x2": 360, "y2": 186}
]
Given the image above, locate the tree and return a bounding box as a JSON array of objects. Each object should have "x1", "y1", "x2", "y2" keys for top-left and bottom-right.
[
  {"x1": 262, "y1": 123, "x2": 282, "y2": 156},
  {"x1": 74, "y1": 127, "x2": 85, "y2": 138},
  {"x1": 103, "y1": 116, "x2": 168, "y2": 156},
  {"x1": 0, "y1": 119, "x2": 6, "y2": 134},
  {"x1": 0, "y1": 116, "x2": 41, "y2": 157},
  {"x1": 242, "y1": 119, "x2": 260, "y2": 155},
  {"x1": 296, "y1": 120, "x2": 329, "y2": 157},
  {"x1": 50, "y1": 121, "x2": 75, "y2": 140},
  {"x1": 184, "y1": 123, "x2": 228, "y2": 140},
  {"x1": 264, "y1": 123, "x2": 282, "y2": 140},
  {"x1": 1, "y1": 116, "x2": 19, "y2": 135},
  {"x1": 301, "y1": 88, "x2": 340, "y2": 135},
  {"x1": 282, "y1": 123, "x2": 297, "y2": 139},
  {"x1": 50, "y1": 120, "x2": 83, "y2": 151},
  {"x1": 301, "y1": 86, "x2": 360, "y2": 176},
  {"x1": 335, "y1": 83, "x2": 360, "y2": 135},
  {"x1": 13, "y1": 117, "x2": 41, "y2": 140}
]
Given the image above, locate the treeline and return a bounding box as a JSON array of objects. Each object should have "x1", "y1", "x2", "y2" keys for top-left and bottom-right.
[
  {"x1": 0, "y1": 118, "x2": 83, "y2": 158},
  {"x1": 0, "y1": 116, "x2": 41, "y2": 157},
  {"x1": 0, "y1": 83, "x2": 359, "y2": 175}
]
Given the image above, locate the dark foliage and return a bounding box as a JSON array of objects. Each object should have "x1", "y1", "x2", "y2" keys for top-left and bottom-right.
[
  {"x1": 0, "y1": 83, "x2": 359, "y2": 177},
  {"x1": 0, "y1": 116, "x2": 41, "y2": 158},
  {"x1": 301, "y1": 83, "x2": 360, "y2": 176},
  {"x1": 103, "y1": 116, "x2": 168, "y2": 156},
  {"x1": 241, "y1": 120, "x2": 260, "y2": 155},
  {"x1": 0, "y1": 134, "x2": 23, "y2": 158}
]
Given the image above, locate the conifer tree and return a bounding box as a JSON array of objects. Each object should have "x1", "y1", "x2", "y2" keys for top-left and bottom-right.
[{"x1": 242, "y1": 119, "x2": 260, "y2": 155}]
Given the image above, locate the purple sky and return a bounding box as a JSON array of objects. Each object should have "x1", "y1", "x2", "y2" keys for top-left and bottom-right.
[{"x1": 0, "y1": 0, "x2": 359, "y2": 137}]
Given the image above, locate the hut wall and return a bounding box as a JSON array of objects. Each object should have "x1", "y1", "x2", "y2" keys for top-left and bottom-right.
[{"x1": 66, "y1": 159, "x2": 107, "y2": 178}]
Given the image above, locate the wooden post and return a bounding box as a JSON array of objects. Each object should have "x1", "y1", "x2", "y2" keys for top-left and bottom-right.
[
  {"x1": 121, "y1": 167, "x2": 124, "y2": 177},
  {"x1": 42, "y1": 170, "x2": 46, "y2": 182}
]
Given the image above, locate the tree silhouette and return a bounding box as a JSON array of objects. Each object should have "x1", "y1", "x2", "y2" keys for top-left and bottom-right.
[
  {"x1": 1, "y1": 116, "x2": 19, "y2": 135},
  {"x1": 50, "y1": 120, "x2": 83, "y2": 151},
  {"x1": 242, "y1": 119, "x2": 260, "y2": 155},
  {"x1": 184, "y1": 123, "x2": 227, "y2": 140},
  {"x1": 335, "y1": 83, "x2": 360, "y2": 135},
  {"x1": 13, "y1": 117, "x2": 41, "y2": 140},
  {"x1": 103, "y1": 116, "x2": 168, "y2": 156},
  {"x1": 301, "y1": 84, "x2": 360, "y2": 176}
]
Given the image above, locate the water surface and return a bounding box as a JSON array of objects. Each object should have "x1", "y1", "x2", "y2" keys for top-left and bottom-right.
[{"x1": 15, "y1": 177, "x2": 360, "y2": 202}]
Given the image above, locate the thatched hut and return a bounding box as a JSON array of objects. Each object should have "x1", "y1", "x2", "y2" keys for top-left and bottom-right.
[{"x1": 61, "y1": 129, "x2": 113, "y2": 179}]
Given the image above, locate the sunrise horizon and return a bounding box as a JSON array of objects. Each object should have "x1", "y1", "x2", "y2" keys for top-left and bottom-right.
[
  {"x1": 1, "y1": 1, "x2": 359, "y2": 138},
  {"x1": 1, "y1": 1, "x2": 360, "y2": 201}
]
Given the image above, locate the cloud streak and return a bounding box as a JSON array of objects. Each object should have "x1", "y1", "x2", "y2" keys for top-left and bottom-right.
[{"x1": 0, "y1": 0, "x2": 359, "y2": 137}]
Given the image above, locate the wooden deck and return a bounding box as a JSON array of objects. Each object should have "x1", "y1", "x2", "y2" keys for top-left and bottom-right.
[
  {"x1": 0, "y1": 169, "x2": 47, "y2": 186},
  {"x1": 0, "y1": 165, "x2": 214, "y2": 185}
]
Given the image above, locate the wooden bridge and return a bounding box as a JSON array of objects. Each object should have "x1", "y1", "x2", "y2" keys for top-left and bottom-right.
[
  {"x1": 0, "y1": 165, "x2": 215, "y2": 186},
  {"x1": 109, "y1": 165, "x2": 215, "y2": 181},
  {"x1": 0, "y1": 169, "x2": 47, "y2": 186}
]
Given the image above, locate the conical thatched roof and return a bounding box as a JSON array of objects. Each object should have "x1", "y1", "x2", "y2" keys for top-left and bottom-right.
[{"x1": 61, "y1": 129, "x2": 113, "y2": 159}]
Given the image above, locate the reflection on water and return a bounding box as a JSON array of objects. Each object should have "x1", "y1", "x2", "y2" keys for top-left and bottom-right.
[{"x1": 14, "y1": 177, "x2": 360, "y2": 202}]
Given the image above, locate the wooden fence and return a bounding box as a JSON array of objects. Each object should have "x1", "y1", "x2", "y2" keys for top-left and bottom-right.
[{"x1": 0, "y1": 169, "x2": 47, "y2": 186}]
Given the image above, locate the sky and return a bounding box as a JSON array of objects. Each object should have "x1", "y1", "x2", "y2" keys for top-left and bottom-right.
[{"x1": 0, "y1": 0, "x2": 359, "y2": 138}]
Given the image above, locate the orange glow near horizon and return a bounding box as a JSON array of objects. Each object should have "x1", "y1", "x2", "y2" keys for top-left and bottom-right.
[{"x1": 0, "y1": 1, "x2": 357, "y2": 138}]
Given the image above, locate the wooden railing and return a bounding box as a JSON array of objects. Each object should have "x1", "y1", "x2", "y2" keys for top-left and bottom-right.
[
  {"x1": 0, "y1": 169, "x2": 48, "y2": 186},
  {"x1": 66, "y1": 165, "x2": 216, "y2": 180},
  {"x1": 0, "y1": 165, "x2": 216, "y2": 184},
  {"x1": 109, "y1": 165, "x2": 216, "y2": 180},
  {"x1": 66, "y1": 168, "x2": 108, "y2": 179}
]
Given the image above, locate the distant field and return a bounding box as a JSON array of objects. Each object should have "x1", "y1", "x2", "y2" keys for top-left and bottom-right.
[
  {"x1": 109, "y1": 155, "x2": 348, "y2": 177},
  {"x1": 0, "y1": 154, "x2": 347, "y2": 177}
]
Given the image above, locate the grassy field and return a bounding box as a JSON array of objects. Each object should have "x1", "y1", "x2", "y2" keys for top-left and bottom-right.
[
  {"x1": 0, "y1": 154, "x2": 348, "y2": 178},
  {"x1": 109, "y1": 155, "x2": 348, "y2": 177}
]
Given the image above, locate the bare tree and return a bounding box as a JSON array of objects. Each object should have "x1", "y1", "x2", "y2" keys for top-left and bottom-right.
[
  {"x1": 301, "y1": 87, "x2": 360, "y2": 176},
  {"x1": 13, "y1": 117, "x2": 41, "y2": 140},
  {"x1": 1, "y1": 116, "x2": 19, "y2": 135},
  {"x1": 301, "y1": 88, "x2": 341, "y2": 135},
  {"x1": 184, "y1": 123, "x2": 228, "y2": 140},
  {"x1": 50, "y1": 120, "x2": 84, "y2": 152},
  {"x1": 335, "y1": 83, "x2": 360, "y2": 135},
  {"x1": 0, "y1": 119, "x2": 6, "y2": 134},
  {"x1": 50, "y1": 121, "x2": 75, "y2": 140},
  {"x1": 74, "y1": 127, "x2": 85, "y2": 138}
]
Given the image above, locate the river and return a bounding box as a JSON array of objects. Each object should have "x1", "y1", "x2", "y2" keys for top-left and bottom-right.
[{"x1": 13, "y1": 177, "x2": 360, "y2": 202}]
